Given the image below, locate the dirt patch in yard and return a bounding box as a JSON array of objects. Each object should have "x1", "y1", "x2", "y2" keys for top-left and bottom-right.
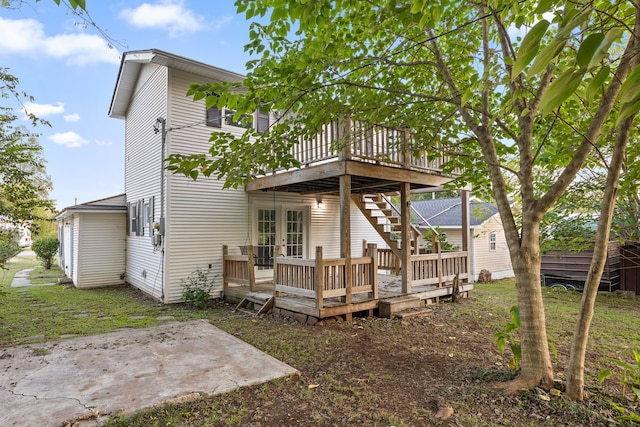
[{"x1": 107, "y1": 297, "x2": 634, "y2": 427}]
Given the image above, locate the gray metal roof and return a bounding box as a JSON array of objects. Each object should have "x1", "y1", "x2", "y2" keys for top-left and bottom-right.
[{"x1": 410, "y1": 197, "x2": 498, "y2": 228}]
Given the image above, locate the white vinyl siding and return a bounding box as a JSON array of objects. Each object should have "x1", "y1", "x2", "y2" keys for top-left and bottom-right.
[
  {"x1": 163, "y1": 69, "x2": 249, "y2": 303},
  {"x1": 75, "y1": 213, "x2": 126, "y2": 288},
  {"x1": 72, "y1": 215, "x2": 80, "y2": 285},
  {"x1": 124, "y1": 63, "x2": 167, "y2": 300},
  {"x1": 472, "y1": 216, "x2": 513, "y2": 280}
]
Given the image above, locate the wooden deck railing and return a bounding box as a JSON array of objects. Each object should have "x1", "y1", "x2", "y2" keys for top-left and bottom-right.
[
  {"x1": 362, "y1": 240, "x2": 468, "y2": 288},
  {"x1": 275, "y1": 245, "x2": 379, "y2": 309},
  {"x1": 411, "y1": 251, "x2": 469, "y2": 287},
  {"x1": 283, "y1": 118, "x2": 451, "y2": 174},
  {"x1": 222, "y1": 245, "x2": 256, "y2": 292}
]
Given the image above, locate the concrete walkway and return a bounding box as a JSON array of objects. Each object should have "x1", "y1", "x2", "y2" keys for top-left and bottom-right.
[
  {"x1": 10, "y1": 266, "x2": 38, "y2": 287},
  {"x1": 0, "y1": 320, "x2": 299, "y2": 426}
]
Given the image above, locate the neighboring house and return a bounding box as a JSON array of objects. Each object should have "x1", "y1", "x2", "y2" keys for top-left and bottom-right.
[
  {"x1": 0, "y1": 220, "x2": 31, "y2": 248},
  {"x1": 60, "y1": 49, "x2": 473, "y2": 318},
  {"x1": 56, "y1": 194, "x2": 127, "y2": 288},
  {"x1": 411, "y1": 197, "x2": 514, "y2": 280}
]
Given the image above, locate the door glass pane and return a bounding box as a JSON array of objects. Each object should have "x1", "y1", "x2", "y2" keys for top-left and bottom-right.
[
  {"x1": 257, "y1": 208, "x2": 275, "y2": 270},
  {"x1": 286, "y1": 210, "x2": 304, "y2": 258}
]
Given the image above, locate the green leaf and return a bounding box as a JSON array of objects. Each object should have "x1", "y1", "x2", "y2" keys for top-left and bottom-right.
[
  {"x1": 575, "y1": 33, "x2": 604, "y2": 68},
  {"x1": 598, "y1": 369, "x2": 611, "y2": 383},
  {"x1": 512, "y1": 20, "x2": 550, "y2": 80},
  {"x1": 460, "y1": 88, "x2": 472, "y2": 107},
  {"x1": 538, "y1": 68, "x2": 585, "y2": 116},
  {"x1": 619, "y1": 63, "x2": 640, "y2": 104},
  {"x1": 533, "y1": 0, "x2": 556, "y2": 15},
  {"x1": 588, "y1": 28, "x2": 624, "y2": 69},
  {"x1": 585, "y1": 66, "x2": 609, "y2": 102},
  {"x1": 527, "y1": 38, "x2": 565, "y2": 78},
  {"x1": 617, "y1": 96, "x2": 640, "y2": 125},
  {"x1": 510, "y1": 305, "x2": 520, "y2": 328}
]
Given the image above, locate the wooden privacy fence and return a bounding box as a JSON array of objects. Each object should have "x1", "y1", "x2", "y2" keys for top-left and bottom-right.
[{"x1": 275, "y1": 245, "x2": 379, "y2": 309}]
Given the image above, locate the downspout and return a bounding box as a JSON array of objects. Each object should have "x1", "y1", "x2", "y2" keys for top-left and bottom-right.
[{"x1": 156, "y1": 117, "x2": 166, "y2": 301}]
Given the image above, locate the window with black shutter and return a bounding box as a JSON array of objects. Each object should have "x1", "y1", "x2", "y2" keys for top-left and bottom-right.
[
  {"x1": 257, "y1": 109, "x2": 269, "y2": 134},
  {"x1": 206, "y1": 105, "x2": 222, "y2": 128}
]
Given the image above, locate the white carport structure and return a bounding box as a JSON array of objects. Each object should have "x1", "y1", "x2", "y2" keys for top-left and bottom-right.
[{"x1": 56, "y1": 194, "x2": 127, "y2": 288}]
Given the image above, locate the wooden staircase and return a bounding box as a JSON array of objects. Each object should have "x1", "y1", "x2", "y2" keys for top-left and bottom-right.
[
  {"x1": 351, "y1": 193, "x2": 425, "y2": 257},
  {"x1": 234, "y1": 292, "x2": 274, "y2": 316}
]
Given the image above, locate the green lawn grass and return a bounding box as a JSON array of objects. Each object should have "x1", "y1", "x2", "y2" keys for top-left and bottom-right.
[{"x1": 2, "y1": 258, "x2": 639, "y2": 426}]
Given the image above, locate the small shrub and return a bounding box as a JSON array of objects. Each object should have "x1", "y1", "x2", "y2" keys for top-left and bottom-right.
[
  {"x1": 31, "y1": 237, "x2": 59, "y2": 269},
  {"x1": 181, "y1": 269, "x2": 216, "y2": 309},
  {"x1": 599, "y1": 351, "x2": 640, "y2": 422},
  {"x1": 0, "y1": 229, "x2": 20, "y2": 268},
  {"x1": 494, "y1": 305, "x2": 522, "y2": 370},
  {"x1": 494, "y1": 305, "x2": 557, "y2": 370}
]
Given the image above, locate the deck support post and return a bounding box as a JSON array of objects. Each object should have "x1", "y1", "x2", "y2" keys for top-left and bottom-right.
[
  {"x1": 222, "y1": 245, "x2": 228, "y2": 293},
  {"x1": 400, "y1": 182, "x2": 412, "y2": 293},
  {"x1": 315, "y1": 246, "x2": 324, "y2": 310},
  {"x1": 273, "y1": 245, "x2": 280, "y2": 296},
  {"x1": 436, "y1": 240, "x2": 443, "y2": 287},
  {"x1": 461, "y1": 189, "x2": 471, "y2": 284},
  {"x1": 247, "y1": 244, "x2": 256, "y2": 292},
  {"x1": 340, "y1": 174, "x2": 352, "y2": 321},
  {"x1": 368, "y1": 243, "x2": 378, "y2": 300}
]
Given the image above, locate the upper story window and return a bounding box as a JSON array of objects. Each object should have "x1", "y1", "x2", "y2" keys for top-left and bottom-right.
[
  {"x1": 489, "y1": 232, "x2": 497, "y2": 251},
  {"x1": 206, "y1": 105, "x2": 222, "y2": 128},
  {"x1": 224, "y1": 110, "x2": 252, "y2": 129},
  {"x1": 205, "y1": 105, "x2": 270, "y2": 134}
]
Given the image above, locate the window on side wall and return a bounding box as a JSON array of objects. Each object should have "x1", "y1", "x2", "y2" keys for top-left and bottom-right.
[
  {"x1": 225, "y1": 109, "x2": 252, "y2": 129},
  {"x1": 206, "y1": 105, "x2": 222, "y2": 128},
  {"x1": 256, "y1": 109, "x2": 269, "y2": 134},
  {"x1": 489, "y1": 232, "x2": 497, "y2": 251},
  {"x1": 128, "y1": 203, "x2": 137, "y2": 236}
]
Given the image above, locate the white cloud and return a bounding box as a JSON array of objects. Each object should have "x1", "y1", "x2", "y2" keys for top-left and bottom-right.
[
  {"x1": 212, "y1": 15, "x2": 233, "y2": 32},
  {"x1": 95, "y1": 140, "x2": 113, "y2": 147},
  {"x1": 23, "y1": 102, "x2": 65, "y2": 118},
  {"x1": 0, "y1": 16, "x2": 120, "y2": 65},
  {"x1": 64, "y1": 113, "x2": 80, "y2": 122},
  {"x1": 120, "y1": 0, "x2": 206, "y2": 37},
  {"x1": 49, "y1": 131, "x2": 88, "y2": 148}
]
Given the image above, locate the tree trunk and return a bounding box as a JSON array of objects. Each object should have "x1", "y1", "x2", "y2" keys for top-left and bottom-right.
[
  {"x1": 566, "y1": 114, "x2": 634, "y2": 400},
  {"x1": 497, "y1": 243, "x2": 555, "y2": 394}
]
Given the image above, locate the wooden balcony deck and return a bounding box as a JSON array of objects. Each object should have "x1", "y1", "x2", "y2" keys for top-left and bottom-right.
[
  {"x1": 245, "y1": 119, "x2": 456, "y2": 194},
  {"x1": 223, "y1": 244, "x2": 472, "y2": 321}
]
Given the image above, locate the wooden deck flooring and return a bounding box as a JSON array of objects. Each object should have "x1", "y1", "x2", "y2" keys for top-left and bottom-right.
[{"x1": 224, "y1": 274, "x2": 473, "y2": 320}]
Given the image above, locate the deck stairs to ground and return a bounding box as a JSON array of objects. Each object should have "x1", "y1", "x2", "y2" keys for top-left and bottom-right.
[
  {"x1": 234, "y1": 292, "x2": 274, "y2": 316},
  {"x1": 352, "y1": 193, "x2": 425, "y2": 257}
]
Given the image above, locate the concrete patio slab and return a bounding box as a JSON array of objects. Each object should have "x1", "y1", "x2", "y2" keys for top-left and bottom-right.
[{"x1": 0, "y1": 320, "x2": 299, "y2": 426}]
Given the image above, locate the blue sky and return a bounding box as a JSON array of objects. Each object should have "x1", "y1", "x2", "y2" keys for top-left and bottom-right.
[{"x1": 1, "y1": 0, "x2": 254, "y2": 210}]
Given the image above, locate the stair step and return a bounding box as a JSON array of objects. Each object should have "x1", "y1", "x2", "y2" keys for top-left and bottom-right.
[
  {"x1": 394, "y1": 307, "x2": 433, "y2": 320},
  {"x1": 378, "y1": 295, "x2": 422, "y2": 318}
]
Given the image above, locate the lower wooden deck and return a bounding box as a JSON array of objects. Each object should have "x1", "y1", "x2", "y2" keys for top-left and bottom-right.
[{"x1": 224, "y1": 274, "x2": 473, "y2": 320}]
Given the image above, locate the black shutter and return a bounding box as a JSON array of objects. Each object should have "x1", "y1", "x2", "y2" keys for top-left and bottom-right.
[
  {"x1": 136, "y1": 199, "x2": 143, "y2": 236},
  {"x1": 148, "y1": 196, "x2": 155, "y2": 236},
  {"x1": 257, "y1": 109, "x2": 269, "y2": 134},
  {"x1": 206, "y1": 106, "x2": 222, "y2": 127},
  {"x1": 126, "y1": 202, "x2": 130, "y2": 235}
]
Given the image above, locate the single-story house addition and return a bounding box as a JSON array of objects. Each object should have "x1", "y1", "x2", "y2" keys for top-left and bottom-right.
[
  {"x1": 56, "y1": 194, "x2": 127, "y2": 288},
  {"x1": 411, "y1": 197, "x2": 514, "y2": 281},
  {"x1": 58, "y1": 49, "x2": 476, "y2": 320}
]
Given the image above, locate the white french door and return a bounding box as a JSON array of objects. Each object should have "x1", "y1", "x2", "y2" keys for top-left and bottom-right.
[{"x1": 254, "y1": 205, "x2": 308, "y2": 279}]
